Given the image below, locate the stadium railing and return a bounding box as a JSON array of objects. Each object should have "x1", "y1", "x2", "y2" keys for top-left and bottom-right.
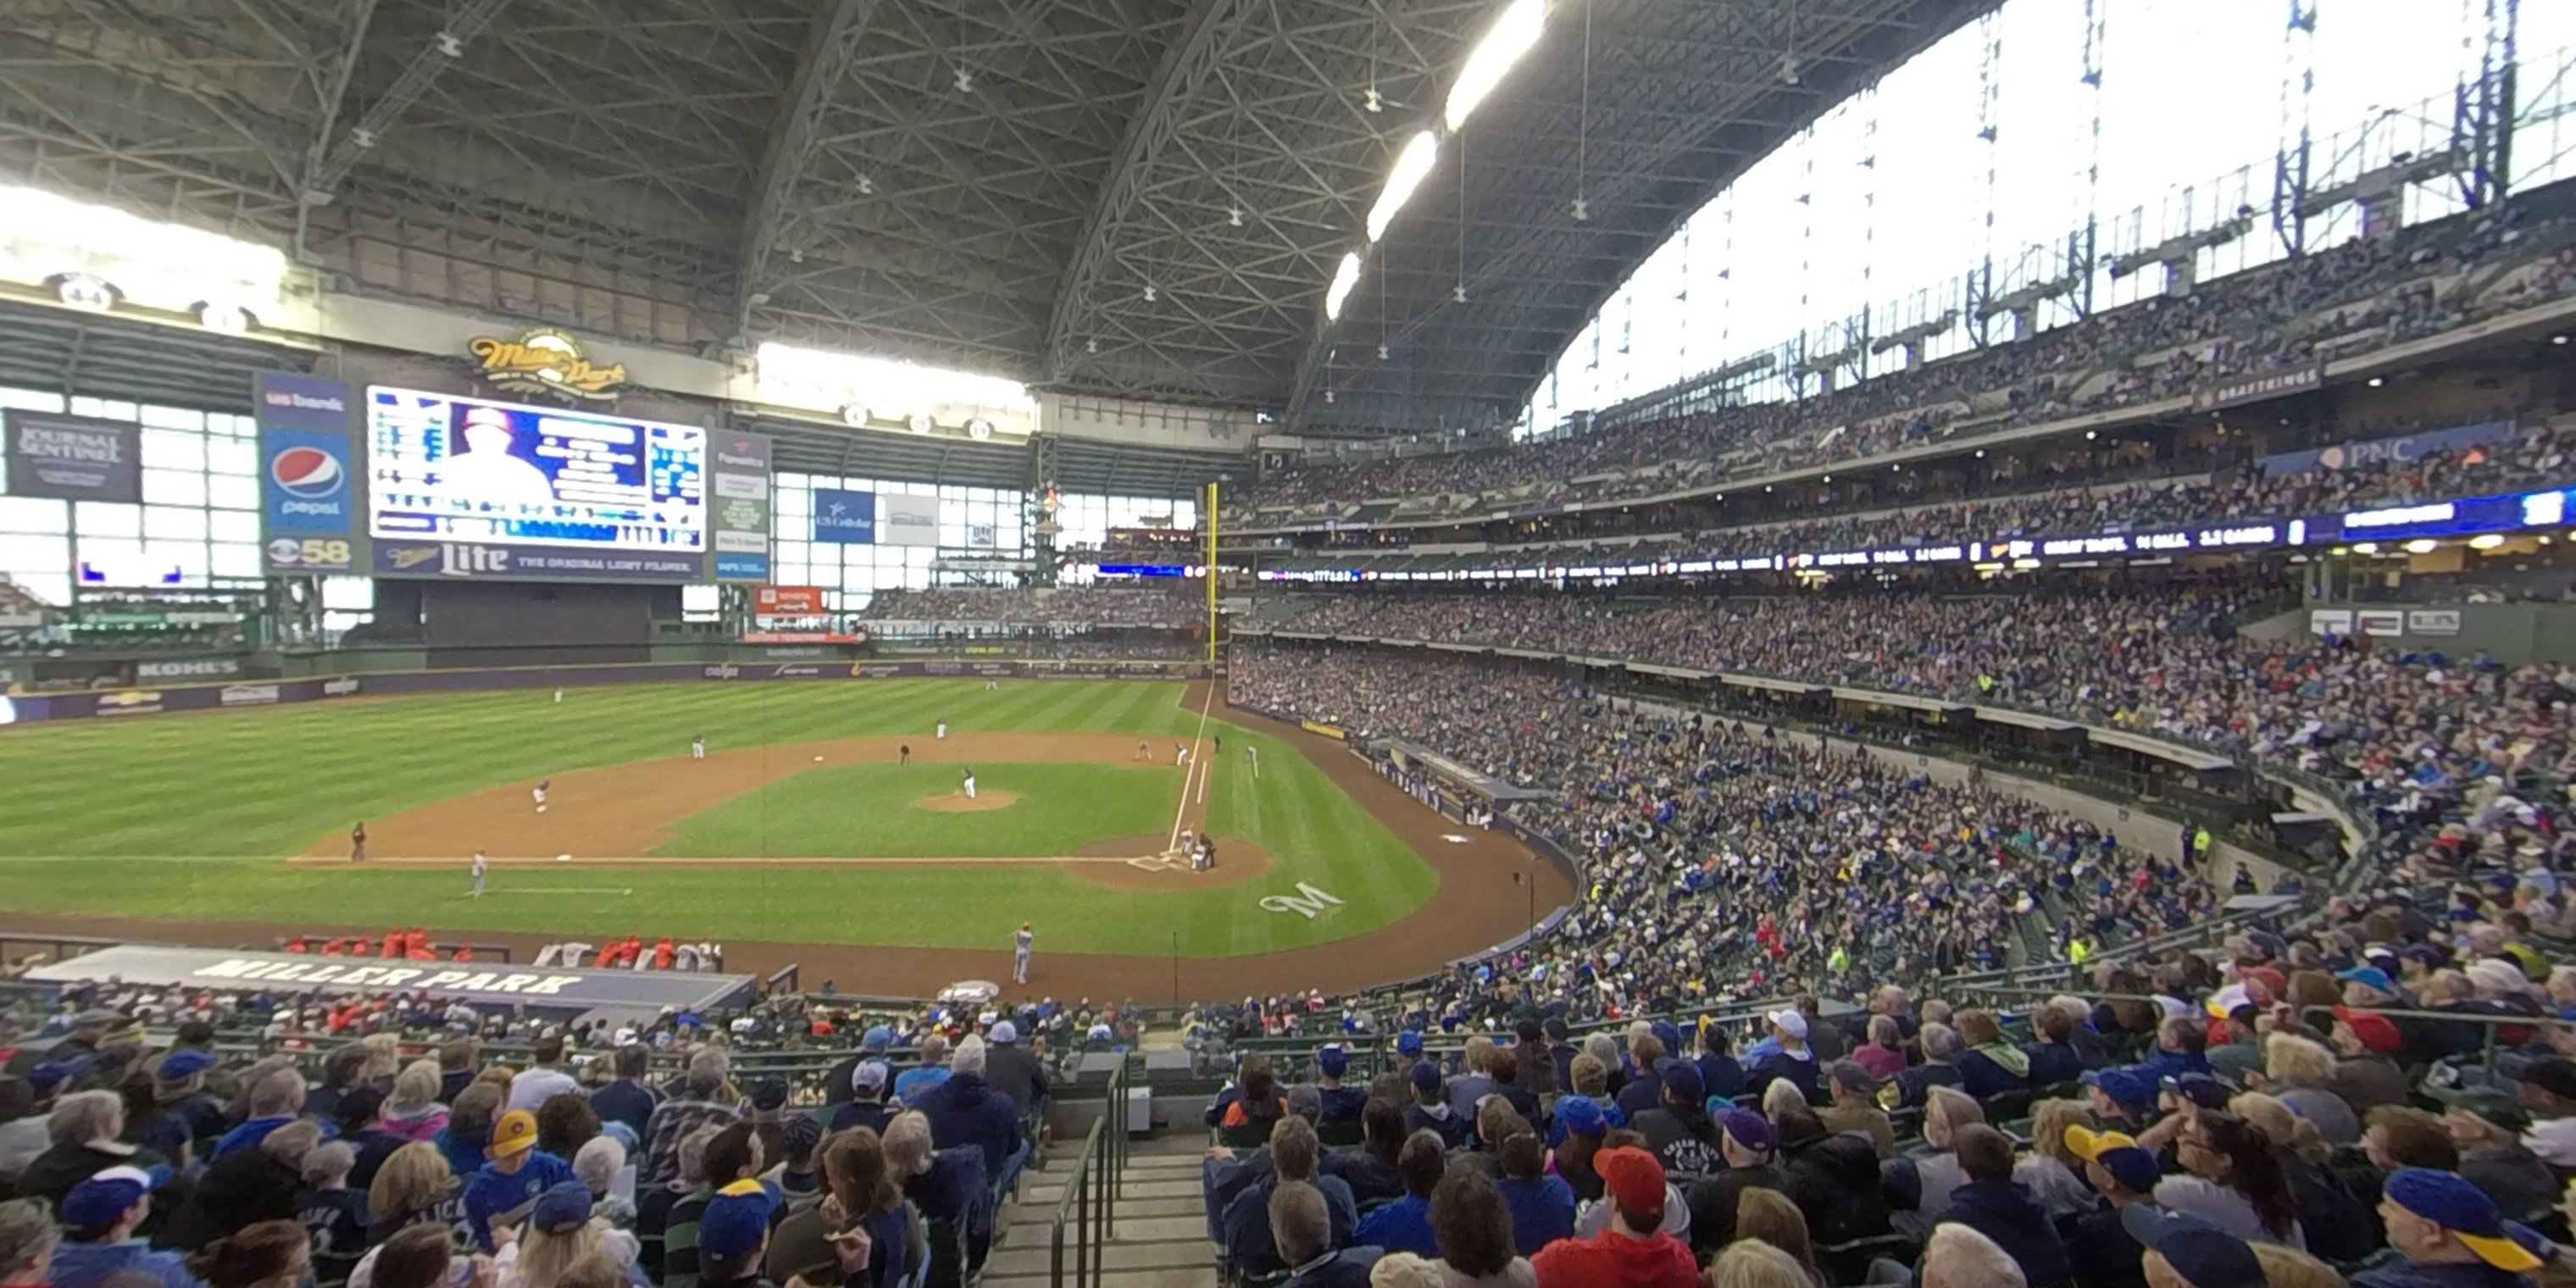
[{"x1": 1048, "y1": 1055, "x2": 1131, "y2": 1288}]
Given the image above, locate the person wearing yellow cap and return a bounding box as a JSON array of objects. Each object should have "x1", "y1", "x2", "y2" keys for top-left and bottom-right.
[
  {"x1": 461, "y1": 1108, "x2": 573, "y2": 1252},
  {"x1": 2355, "y1": 1166, "x2": 2545, "y2": 1286},
  {"x1": 2062, "y1": 1124, "x2": 2164, "y2": 1288}
]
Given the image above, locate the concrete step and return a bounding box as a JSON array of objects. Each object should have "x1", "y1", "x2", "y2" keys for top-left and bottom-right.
[
  {"x1": 1115, "y1": 1215, "x2": 1212, "y2": 1244},
  {"x1": 984, "y1": 1268, "x2": 1217, "y2": 1288},
  {"x1": 1134, "y1": 1134, "x2": 1214, "y2": 1157},
  {"x1": 1123, "y1": 1153, "x2": 1208, "y2": 1174},
  {"x1": 1020, "y1": 1178, "x2": 1202, "y2": 1203},
  {"x1": 982, "y1": 1235, "x2": 1213, "y2": 1279}
]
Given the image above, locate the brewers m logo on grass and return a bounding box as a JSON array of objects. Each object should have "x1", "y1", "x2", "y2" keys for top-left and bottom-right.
[{"x1": 467, "y1": 327, "x2": 627, "y2": 401}]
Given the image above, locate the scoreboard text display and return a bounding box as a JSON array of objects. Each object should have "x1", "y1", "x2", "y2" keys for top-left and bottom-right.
[{"x1": 366, "y1": 387, "x2": 707, "y2": 555}]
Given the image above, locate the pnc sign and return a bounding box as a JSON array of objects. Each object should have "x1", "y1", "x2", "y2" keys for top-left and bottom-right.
[{"x1": 467, "y1": 327, "x2": 627, "y2": 401}]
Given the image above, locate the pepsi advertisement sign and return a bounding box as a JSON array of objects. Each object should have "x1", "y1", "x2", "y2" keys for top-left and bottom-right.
[{"x1": 260, "y1": 428, "x2": 355, "y2": 539}]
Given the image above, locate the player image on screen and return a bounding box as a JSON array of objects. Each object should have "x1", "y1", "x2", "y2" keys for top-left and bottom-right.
[{"x1": 366, "y1": 386, "x2": 707, "y2": 554}]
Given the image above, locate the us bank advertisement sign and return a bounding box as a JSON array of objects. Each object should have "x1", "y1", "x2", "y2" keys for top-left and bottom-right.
[
  {"x1": 256, "y1": 374, "x2": 359, "y2": 573},
  {"x1": 374, "y1": 541, "x2": 704, "y2": 582},
  {"x1": 3, "y1": 411, "x2": 140, "y2": 502}
]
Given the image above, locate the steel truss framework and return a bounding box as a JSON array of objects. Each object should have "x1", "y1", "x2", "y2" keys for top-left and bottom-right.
[{"x1": 0, "y1": 0, "x2": 1980, "y2": 432}]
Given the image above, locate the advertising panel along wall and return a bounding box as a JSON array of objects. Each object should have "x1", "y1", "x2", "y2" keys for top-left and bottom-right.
[
  {"x1": 364, "y1": 386, "x2": 708, "y2": 582},
  {"x1": 3, "y1": 411, "x2": 140, "y2": 502},
  {"x1": 813, "y1": 488, "x2": 874, "y2": 542},
  {"x1": 881, "y1": 493, "x2": 939, "y2": 547},
  {"x1": 256, "y1": 373, "x2": 360, "y2": 574},
  {"x1": 709, "y1": 430, "x2": 771, "y2": 582}
]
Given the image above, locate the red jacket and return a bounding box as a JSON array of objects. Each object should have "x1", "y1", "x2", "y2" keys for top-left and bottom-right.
[{"x1": 1530, "y1": 1228, "x2": 1698, "y2": 1288}]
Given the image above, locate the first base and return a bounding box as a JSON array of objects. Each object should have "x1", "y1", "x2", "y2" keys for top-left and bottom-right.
[{"x1": 555, "y1": 854, "x2": 571, "y2": 863}]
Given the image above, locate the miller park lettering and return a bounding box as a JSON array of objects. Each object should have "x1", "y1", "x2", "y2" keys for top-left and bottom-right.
[{"x1": 467, "y1": 327, "x2": 627, "y2": 401}]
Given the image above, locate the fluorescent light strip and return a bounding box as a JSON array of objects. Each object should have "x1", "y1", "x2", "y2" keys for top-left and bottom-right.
[
  {"x1": 1445, "y1": 0, "x2": 1546, "y2": 132},
  {"x1": 1366, "y1": 131, "x2": 1441, "y2": 242},
  {"x1": 1324, "y1": 252, "x2": 1363, "y2": 321}
]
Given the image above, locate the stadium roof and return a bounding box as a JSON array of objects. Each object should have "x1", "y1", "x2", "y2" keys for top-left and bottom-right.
[{"x1": 0, "y1": 0, "x2": 1985, "y2": 432}]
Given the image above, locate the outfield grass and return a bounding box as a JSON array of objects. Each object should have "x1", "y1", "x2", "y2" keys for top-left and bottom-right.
[
  {"x1": 0, "y1": 680, "x2": 1442, "y2": 955},
  {"x1": 650, "y1": 761, "x2": 1182, "y2": 858}
]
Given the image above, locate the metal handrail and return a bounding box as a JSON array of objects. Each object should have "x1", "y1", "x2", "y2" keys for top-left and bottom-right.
[{"x1": 1049, "y1": 1054, "x2": 1130, "y2": 1286}]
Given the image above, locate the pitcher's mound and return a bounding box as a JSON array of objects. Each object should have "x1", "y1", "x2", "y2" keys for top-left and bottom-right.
[{"x1": 915, "y1": 790, "x2": 1018, "y2": 813}]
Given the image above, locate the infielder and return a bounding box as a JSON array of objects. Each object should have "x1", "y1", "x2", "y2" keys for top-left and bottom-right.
[
  {"x1": 350, "y1": 821, "x2": 367, "y2": 863},
  {"x1": 1013, "y1": 922, "x2": 1033, "y2": 985},
  {"x1": 937, "y1": 717, "x2": 949, "y2": 740},
  {"x1": 1174, "y1": 741, "x2": 1190, "y2": 766},
  {"x1": 1135, "y1": 739, "x2": 1150, "y2": 762},
  {"x1": 470, "y1": 850, "x2": 488, "y2": 898},
  {"x1": 899, "y1": 743, "x2": 912, "y2": 765},
  {"x1": 691, "y1": 735, "x2": 706, "y2": 761},
  {"x1": 532, "y1": 780, "x2": 550, "y2": 813},
  {"x1": 962, "y1": 766, "x2": 977, "y2": 801}
]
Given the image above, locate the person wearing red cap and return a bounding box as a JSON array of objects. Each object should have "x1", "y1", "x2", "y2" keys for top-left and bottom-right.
[
  {"x1": 2330, "y1": 1007, "x2": 2412, "y2": 1110},
  {"x1": 1530, "y1": 1146, "x2": 1696, "y2": 1288}
]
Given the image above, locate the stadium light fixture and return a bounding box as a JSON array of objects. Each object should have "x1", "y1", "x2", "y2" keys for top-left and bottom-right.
[
  {"x1": 1324, "y1": 252, "x2": 1363, "y2": 321},
  {"x1": 2470, "y1": 533, "x2": 2505, "y2": 549},
  {"x1": 2404, "y1": 538, "x2": 2439, "y2": 554},
  {"x1": 53, "y1": 274, "x2": 114, "y2": 312},
  {"x1": 1445, "y1": 0, "x2": 1546, "y2": 132},
  {"x1": 1366, "y1": 131, "x2": 1441, "y2": 243}
]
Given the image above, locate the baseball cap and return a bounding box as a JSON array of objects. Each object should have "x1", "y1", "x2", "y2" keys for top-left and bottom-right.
[
  {"x1": 2063, "y1": 1126, "x2": 2159, "y2": 1191},
  {"x1": 1766, "y1": 1009, "x2": 1808, "y2": 1040},
  {"x1": 2336, "y1": 965, "x2": 2398, "y2": 994},
  {"x1": 697, "y1": 1179, "x2": 779, "y2": 1263},
  {"x1": 1316, "y1": 1046, "x2": 1348, "y2": 1078},
  {"x1": 2332, "y1": 1005, "x2": 2402, "y2": 1053},
  {"x1": 778, "y1": 1115, "x2": 824, "y2": 1163},
  {"x1": 1660, "y1": 1063, "x2": 1704, "y2": 1104},
  {"x1": 1595, "y1": 1146, "x2": 1668, "y2": 1216},
  {"x1": 157, "y1": 1048, "x2": 214, "y2": 1080},
  {"x1": 1827, "y1": 1060, "x2": 1879, "y2": 1096},
  {"x1": 851, "y1": 1060, "x2": 889, "y2": 1093},
  {"x1": 861, "y1": 1025, "x2": 892, "y2": 1052},
  {"x1": 2080, "y1": 1067, "x2": 2154, "y2": 1108},
  {"x1": 490, "y1": 1109, "x2": 539, "y2": 1158},
  {"x1": 1396, "y1": 1030, "x2": 1424, "y2": 1056},
  {"x1": 750, "y1": 1078, "x2": 789, "y2": 1112},
  {"x1": 59, "y1": 1164, "x2": 170, "y2": 1232},
  {"x1": 2519, "y1": 1057, "x2": 2576, "y2": 1102},
  {"x1": 1649, "y1": 1020, "x2": 1683, "y2": 1054},
  {"x1": 27, "y1": 1056, "x2": 91, "y2": 1091},
  {"x1": 531, "y1": 1180, "x2": 594, "y2": 1235},
  {"x1": 2428, "y1": 1085, "x2": 2532, "y2": 1133},
  {"x1": 2383, "y1": 1167, "x2": 2545, "y2": 1272},
  {"x1": 2119, "y1": 1207, "x2": 2265, "y2": 1288},
  {"x1": 2162, "y1": 1073, "x2": 2231, "y2": 1111},
  {"x1": 1717, "y1": 1108, "x2": 1774, "y2": 1153},
  {"x1": 989, "y1": 1020, "x2": 1018, "y2": 1045},
  {"x1": 1410, "y1": 1061, "x2": 1443, "y2": 1092},
  {"x1": 1553, "y1": 1096, "x2": 1607, "y2": 1141}
]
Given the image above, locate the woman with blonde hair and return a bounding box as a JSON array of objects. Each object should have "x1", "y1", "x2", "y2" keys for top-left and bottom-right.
[
  {"x1": 821, "y1": 1129, "x2": 909, "y2": 1288},
  {"x1": 2249, "y1": 1243, "x2": 2350, "y2": 1288},
  {"x1": 498, "y1": 1181, "x2": 641, "y2": 1288},
  {"x1": 1758, "y1": 1078, "x2": 1806, "y2": 1123},
  {"x1": 1732, "y1": 1191, "x2": 1825, "y2": 1287},
  {"x1": 2016, "y1": 1100, "x2": 2098, "y2": 1219},
  {"x1": 1951, "y1": 1009, "x2": 2029, "y2": 1099},
  {"x1": 366, "y1": 1141, "x2": 464, "y2": 1243},
  {"x1": 378, "y1": 1061, "x2": 449, "y2": 1142},
  {"x1": 2229, "y1": 1092, "x2": 2329, "y2": 1166},
  {"x1": 1705, "y1": 1238, "x2": 1814, "y2": 1288},
  {"x1": 2255, "y1": 1033, "x2": 2358, "y2": 1145}
]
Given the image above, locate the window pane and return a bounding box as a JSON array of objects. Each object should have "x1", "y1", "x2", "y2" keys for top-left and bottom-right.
[
  {"x1": 142, "y1": 470, "x2": 207, "y2": 507},
  {"x1": 0, "y1": 533, "x2": 67, "y2": 575},
  {"x1": 209, "y1": 510, "x2": 260, "y2": 542},
  {"x1": 75, "y1": 503, "x2": 140, "y2": 536},
  {"x1": 207, "y1": 438, "x2": 257, "y2": 476},
  {"x1": 208, "y1": 475, "x2": 258, "y2": 510},
  {"x1": 0, "y1": 497, "x2": 66, "y2": 535},
  {"x1": 143, "y1": 507, "x2": 208, "y2": 540},
  {"x1": 321, "y1": 576, "x2": 374, "y2": 609},
  {"x1": 210, "y1": 542, "x2": 260, "y2": 579},
  {"x1": 0, "y1": 386, "x2": 66, "y2": 414}
]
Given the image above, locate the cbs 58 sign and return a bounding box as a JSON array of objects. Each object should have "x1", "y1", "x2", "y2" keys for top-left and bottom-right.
[{"x1": 265, "y1": 536, "x2": 355, "y2": 572}]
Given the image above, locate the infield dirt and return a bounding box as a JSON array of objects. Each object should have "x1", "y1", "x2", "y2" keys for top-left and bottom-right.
[{"x1": 7, "y1": 683, "x2": 1577, "y2": 999}]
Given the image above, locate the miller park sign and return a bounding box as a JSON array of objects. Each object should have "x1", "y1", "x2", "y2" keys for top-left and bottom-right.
[{"x1": 467, "y1": 327, "x2": 628, "y2": 402}]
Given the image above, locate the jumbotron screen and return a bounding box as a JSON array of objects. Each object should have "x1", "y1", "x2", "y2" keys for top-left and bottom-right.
[{"x1": 364, "y1": 386, "x2": 706, "y2": 553}]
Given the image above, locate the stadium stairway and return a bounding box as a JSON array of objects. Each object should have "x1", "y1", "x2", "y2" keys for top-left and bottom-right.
[{"x1": 986, "y1": 1132, "x2": 1218, "y2": 1288}]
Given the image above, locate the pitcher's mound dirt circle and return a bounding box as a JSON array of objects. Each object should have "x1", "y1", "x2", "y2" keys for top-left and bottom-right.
[
  {"x1": 1069, "y1": 834, "x2": 1274, "y2": 890},
  {"x1": 914, "y1": 791, "x2": 1018, "y2": 813}
]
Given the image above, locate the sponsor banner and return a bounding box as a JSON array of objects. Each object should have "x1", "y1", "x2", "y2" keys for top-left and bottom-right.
[
  {"x1": 1300, "y1": 719, "x2": 1347, "y2": 740},
  {"x1": 2358, "y1": 609, "x2": 2407, "y2": 636},
  {"x1": 373, "y1": 541, "x2": 704, "y2": 582},
  {"x1": 321, "y1": 677, "x2": 363, "y2": 697},
  {"x1": 95, "y1": 690, "x2": 165, "y2": 717},
  {"x1": 3, "y1": 411, "x2": 141, "y2": 502},
  {"x1": 813, "y1": 489, "x2": 876, "y2": 543},
  {"x1": 2260, "y1": 419, "x2": 2515, "y2": 475},
  {"x1": 763, "y1": 647, "x2": 826, "y2": 658},
  {"x1": 709, "y1": 430, "x2": 771, "y2": 583},
  {"x1": 467, "y1": 328, "x2": 627, "y2": 401},
  {"x1": 261, "y1": 425, "x2": 358, "y2": 542},
  {"x1": 255, "y1": 372, "x2": 354, "y2": 434},
  {"x1": 219, "y1": 683, "x2": 281, "y2": 707},
  {"x1": 881, "y1": 493, "x2": 939, "y2": 547},
  {"x1": 2193, "y1": 364, "x2": 2322, "y2": 411},
  {"x1": 136, "y1": 658, "x2": 242, "y2": 680},
  {"x1": 2309, "y1": 609, "x2": 2354, "y2": 636},
  {"x1": 754, "y1": 586, "x2": 827, "y2": 615},
  {"x1": 771, "y1": 664, "x2": 824, "y2": 678},
  {"x1": 264, "y1": 536, "x2": 358, "y2": 574},
  {"x1": 2407, "y1": 609, "x2": 2463, "y2": 636},
  {"x1": 702, "y1": 664, "x2": 742, "y2": 679},
  {"x1": 852, "y1": 662, "x2": 908, "y2": 678},
  {"x1": 741, "y1": 630, "x2": 862, "y2": 644},
  {"x1": 23, "y1": 945, "x2": 751, "y2": 1014}
]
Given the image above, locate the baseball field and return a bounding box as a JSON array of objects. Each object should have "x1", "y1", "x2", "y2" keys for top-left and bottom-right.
[{"x1": 0, "y1": 678, "x2": 1570, "y2": 996}]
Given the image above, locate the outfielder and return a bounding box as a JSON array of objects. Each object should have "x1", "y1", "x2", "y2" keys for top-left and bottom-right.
[
  {"x1": 470, "y1": 850, "x2": 488, "y2": 898},
  {"x1": 962, "y1": 766, "x2": 977, "y2": 801},
  {"x1": 937, "y1": 717, "x2": 949, "y2": 740},
  {"x1": 350, "y1": 821, "x2": 367, "y2": 863},
  {"x1": 691, "y1": 735, "x2": 706, "y2": 761},
  {"x1": 899, "y1": 743, "x2": 912, "y2": 765},
  {"x1": 1013, "y1": 922, "x2": 1032, "y2": 985},
  {"x1": 553, "y1": 687, "x2": 564, "y2": 704},
  {"x1": 532, "y1": 780, "x2": 550, "y2": 813}
]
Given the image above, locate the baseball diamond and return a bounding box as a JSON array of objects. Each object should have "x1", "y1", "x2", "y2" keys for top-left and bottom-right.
[{"x1": 0, "y1": 678, "x2": 1563, "y2": 997}]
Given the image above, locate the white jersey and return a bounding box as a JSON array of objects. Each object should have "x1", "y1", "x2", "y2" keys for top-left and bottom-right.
[
  {"x1": 472, "y1": 853, "x2": 488, "y2": 877},
  {"x1": 1015, "y1": 930, "x2": 1033, "y2": 958}
]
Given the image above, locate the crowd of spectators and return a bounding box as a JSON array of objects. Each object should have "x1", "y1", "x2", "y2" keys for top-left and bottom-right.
[
  {"x1": 1230, "y1": 644, "x2": 2217, "y2": 1019},
  {"x1": 859, "y1": 586, "x2": 1202, "y2": 629},
  {"x1": 1227, "y1": 185, "x2": 2576, "y2": 524}
]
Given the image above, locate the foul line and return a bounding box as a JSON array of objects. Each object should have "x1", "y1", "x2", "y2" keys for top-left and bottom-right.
[
  {"x1": 1168, "y1": 682, "x2": 1216, "y2": 852},
  {"x1": 288, "y1": 853, "x2": 1161, "y2": 868},
  {"x1": 476, "y1": 886, "x2": 634, "y2": 896}
]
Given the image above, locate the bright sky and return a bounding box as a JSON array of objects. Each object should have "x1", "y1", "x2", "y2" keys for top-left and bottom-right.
[{"x1": 1527, "y1": 0, "x2": 2576, "y2": 430}]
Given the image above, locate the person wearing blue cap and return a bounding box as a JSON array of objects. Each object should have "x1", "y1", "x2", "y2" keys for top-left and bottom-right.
[
  {"x1": 1546, "y1": 1094, "x2": 1612, "y2": 1203},
  {"x1": 1307, "y1": 1046, "x2": 1365, "y2": 1128},
  {"x1": 2121, "y1": 1205, "x2": 2266, "y2": 1288},
  {"x1": 1402, "y1": 1063, "x2": 1468, "y2": 1149},
  {"x1": 696, "y1": 1179, "x2": 784, "y2": 1288},
  {"x1": 2357, "y1": 1167, "x2": 2547, "y2": 1286},
  {"x1": 1632, "y1": 1063, "x2": 1718, "y2": 1183},
  {"x1": 2340, "y1": 965, "x2": 2411, "y2": 1008},
  {"x1": 130, "y1": 1048, "x2": 221, "y2": 1165},
  {"x1": 2062, "y1": 1126, "x2": 2163, "y2": 1288},
  {"x1": 2082, "y1": 1066, "x2": 2158, "y2": 1131},
  {"x1": 48, "y1": 1165, "x2": 191, "y2": 1288}
]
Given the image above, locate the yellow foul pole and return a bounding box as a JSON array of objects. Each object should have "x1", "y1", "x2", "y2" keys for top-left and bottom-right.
[{"x1": 1204, "y1": 480, "x2": 1219, "y2": 665}]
